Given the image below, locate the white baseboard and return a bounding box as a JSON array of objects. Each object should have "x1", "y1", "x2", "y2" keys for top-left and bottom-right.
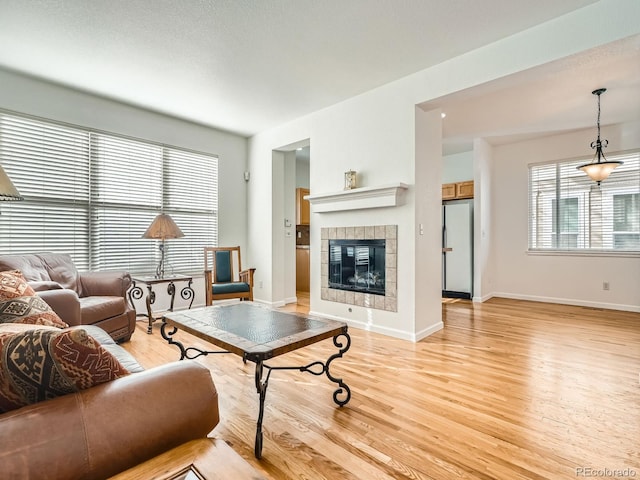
[
  {"x1": 491, "y1": 292, "x2": 640, "y2": 313},
  {"x1": 252, "y1": 298, "x2": 286, "y2": 308},
  {"x1": 472, "y1": 293, "x2": 494, "y2": 303},
  {"x1": 414, "y1": 321, "x2": 445, "y2": 341},
  {"x1": 309, "y1": 310, "x2": 443, "y2": 342}
]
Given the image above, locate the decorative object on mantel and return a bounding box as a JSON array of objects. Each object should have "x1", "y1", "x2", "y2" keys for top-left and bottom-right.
[
  {"x1": 306, "y1": 183, "x2": 408, "y2": 213},
  {"x1": 344, "y1": 170, "x2": 357, "y2": 190},
  {"x1": 577, "y1": 88, "x2": 623, "y2": 184},
  {"x1": 0, "y1": 164, "x2": 23, "y2": 201},
  {"x1": 142, "y1": 213, "x2": 185, "y2": 278}
]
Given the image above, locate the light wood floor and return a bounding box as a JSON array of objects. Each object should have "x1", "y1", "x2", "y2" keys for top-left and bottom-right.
[{"x1": 123, "y1": 298, "x2": 640, "y2": 480}]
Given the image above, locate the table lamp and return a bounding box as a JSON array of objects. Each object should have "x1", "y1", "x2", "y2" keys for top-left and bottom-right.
[
  {"x1": 0, "y1": 164, "x2": 23, "y2": 201},
  {"x1": 142, "y1": 213, "x2": 184, "y2": 278}
]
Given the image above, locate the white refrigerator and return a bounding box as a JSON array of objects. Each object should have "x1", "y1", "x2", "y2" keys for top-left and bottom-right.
[{"x1": 442, "y1": 200, "x2": 473, "y2": 299}]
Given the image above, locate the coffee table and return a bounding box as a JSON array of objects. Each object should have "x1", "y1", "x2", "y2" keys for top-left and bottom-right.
[{"x1": 161, "y1": 302, "x2": 351, "y2": 459}]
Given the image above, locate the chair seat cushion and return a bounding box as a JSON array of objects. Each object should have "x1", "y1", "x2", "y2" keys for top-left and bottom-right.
[
  {"x1": 79, "y1": 296, "x2": 126, "y2": 324},
  {"x1": 212, "y1": 282, "x2": 250, "y2": 295}
]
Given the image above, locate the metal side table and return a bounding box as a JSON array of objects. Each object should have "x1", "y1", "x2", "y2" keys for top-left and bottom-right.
[{"x1": 128, "y1": 275, "x2": 195, "y2": 334}]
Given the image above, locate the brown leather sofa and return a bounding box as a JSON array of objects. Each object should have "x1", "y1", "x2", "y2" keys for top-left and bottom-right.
[
  {"x1": 0, "y1": 324, "x2": 220, "y2": 479},
  {"x1": 0, "y1": 252, "x2": 136, "y2": 342}
]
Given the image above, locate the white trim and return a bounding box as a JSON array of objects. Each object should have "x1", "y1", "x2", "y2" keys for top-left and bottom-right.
[
  {"x1": 472, "y1": 293, "x2": 494, "y2": 303},
  {"x1": 309, "y1": 310, "x2": 443, "y2": 342},
  {"x1": 306, "y1": 183, "x2": 409, "y2": 212},
  {"x1": 527, "y1": 249, "x2": 640, "y2": 258},
  {"x1": 252, "y1": 298, "x2": 286, "y2": 308},
  {"x1": 492, "y1": 292, "x2": 640, "y2": 313},
  {"x1": 414, "y1": 321, "x2": 445, "y2": 342}
]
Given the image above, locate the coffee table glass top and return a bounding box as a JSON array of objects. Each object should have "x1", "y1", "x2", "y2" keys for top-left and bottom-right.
[{"x1": 162, "y1": 302, "x2": 347, "y2": 361}]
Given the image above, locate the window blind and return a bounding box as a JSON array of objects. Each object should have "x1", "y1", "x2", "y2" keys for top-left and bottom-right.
[
  {"x1": 0, "y1": 115, "x2": 91, "y2": 269},
  {"x1": 161, "y1": 148, "x2": 218, "y2": 274},
  {"x1": 528, "y1": 150, "x2": 640, "y2": 252},
  {"x1": 0, "y1": 110, "x2": 218, "y2": 274}
]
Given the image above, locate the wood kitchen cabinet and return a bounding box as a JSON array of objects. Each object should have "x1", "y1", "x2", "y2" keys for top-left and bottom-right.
[
  {"x1": 296, "y1": 247, "x2": 310, "y2": 292},
  {"x1": 442, "y1": 183, "x2": 456, "y2": 200},
  {"x1": 455, "y1": 181, "x2": 474, "y2": 199},
  {"x1": 442, "y1": 181, "x2": 474, "y2": 200},
  {"x1": 296, "y1": 188, "x2": 310, "y2": 225}
]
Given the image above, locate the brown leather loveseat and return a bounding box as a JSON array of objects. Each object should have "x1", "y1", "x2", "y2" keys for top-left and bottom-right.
[
  {"x1": 0, "y1": 252, "x2": 136, "y2": 342},
  {"x1": 0, "y1": 324, "x2": 220, "y2": 479}
]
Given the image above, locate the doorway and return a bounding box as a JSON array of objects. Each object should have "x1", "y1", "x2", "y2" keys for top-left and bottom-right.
[{"x1": 295, "y1": 146, "x2": 310, "y2": 311}]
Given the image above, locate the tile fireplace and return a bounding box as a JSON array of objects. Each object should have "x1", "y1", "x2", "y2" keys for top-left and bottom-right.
[
  {"x1": 321, "y1": 225, "x2": 397, "y2": 312},
  {"x1": 328, "y1": 239, "x2": 386, "y2": 295}
]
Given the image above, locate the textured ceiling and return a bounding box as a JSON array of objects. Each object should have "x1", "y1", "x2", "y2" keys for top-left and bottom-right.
[
  {"x1": 0, "y1": 0, "x2": 598, "y2": 138},
  {"x1": 424, "y1": 35, "x2": 640, "y2": 154}
]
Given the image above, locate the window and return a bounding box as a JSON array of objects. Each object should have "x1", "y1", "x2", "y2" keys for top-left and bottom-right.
[
  {"x1": 529, "y1": 151, "x2": 640, "y2": 252},
  {"x1": 0, "y1": 111, "x2": 218, "y2": 274},
  {"x1": 551, "y1": 197, "x2": 579, "y2": 248},
  {"x1": 613, "y1": 193, "x2": 640, "y2": 248}
]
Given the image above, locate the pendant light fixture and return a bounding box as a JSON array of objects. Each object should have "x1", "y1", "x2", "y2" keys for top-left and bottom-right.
[{"x1": 577, "y1": 88, "x2": 623, "y2": 184}]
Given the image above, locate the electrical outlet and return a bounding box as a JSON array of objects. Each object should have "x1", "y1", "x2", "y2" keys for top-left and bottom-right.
[
  {"x1": 603, "y1": 281, "x2": 610, "y2": 291},
  {"x1": 259, "y1": 280, "x2": 263, "y2": 289}
]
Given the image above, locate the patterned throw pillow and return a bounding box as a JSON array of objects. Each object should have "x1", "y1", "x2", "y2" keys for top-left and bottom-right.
[
  {"x1": 0, "y1": 270, "x2": 68, "y2": 328},
  {"x1": 0, "y1": 327, "x2": 130, "y2": 413}
]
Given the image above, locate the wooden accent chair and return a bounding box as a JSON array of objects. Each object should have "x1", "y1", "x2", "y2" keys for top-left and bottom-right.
[{"x1": 204, "y1": 246, "x2": 256, "y2": 305}]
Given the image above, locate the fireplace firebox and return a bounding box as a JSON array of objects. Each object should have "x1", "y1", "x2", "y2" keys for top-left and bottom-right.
[{"x1": 328, "y1": 239, "x2": 385, "y2": 295}]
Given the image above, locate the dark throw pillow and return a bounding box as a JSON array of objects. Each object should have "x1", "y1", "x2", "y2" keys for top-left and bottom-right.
[
  {"x1": 0, "y1": 327, "x2": 130, "y2": 413},
  {"x1": 0, "y1": 270, "x2": 68, "y2": 329}
]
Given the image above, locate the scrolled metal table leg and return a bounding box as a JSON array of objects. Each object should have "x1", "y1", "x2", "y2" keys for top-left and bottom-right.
[
  {"x1": 325, "y1": 331, "x2": 352, "y2": 406},
  {"x1": 180, "y1": 279, "x2": 195, "y2": 309},
  {"x1": 145, "y1": 284, "x2": 156, "y2": 334},
  {"x1": 160, "y1": 320, "x2": 187, "y2": 360},
  {"x1": 167, "y1": 281, "x2": 176, "y2": 311},
  {"x1": 254, "y1": 360, "x2": 268, "y2": 459},
  {"x1": 128, "y1": 281, "x2": 142, "y2": 310}
]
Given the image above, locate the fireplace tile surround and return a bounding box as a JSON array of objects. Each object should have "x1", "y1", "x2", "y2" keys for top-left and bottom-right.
[{"x1": 321, "y1": 225, "x2": 397, "y2": 312}]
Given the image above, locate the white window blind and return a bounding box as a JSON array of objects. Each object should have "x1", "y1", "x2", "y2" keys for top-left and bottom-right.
[
  {"x1": 528, "y1": 150, "x2": 640, "y2": 252},
  {"x1": 0, "y1": 115, "x2": 91, "y2": 269},
  {"x1": 0, "y1": 111, "x2": 218, "y2": 274}
]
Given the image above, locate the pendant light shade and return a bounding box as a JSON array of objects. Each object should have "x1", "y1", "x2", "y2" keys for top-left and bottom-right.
[{"x1": 577, "y1": 88, "x2": 623, "y2": 184}]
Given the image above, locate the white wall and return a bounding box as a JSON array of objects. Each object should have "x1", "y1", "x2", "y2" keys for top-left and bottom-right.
[
  {"x1": 415, "y1": 107, "x2": 444, "y2": 338},
  {"x1": 473, "y1": 138, "x2": 495, "y2": 302},
  {"x1": 248, "y1": 0, "x2": 640, "y2": 339},
  {"x1": 296, "y1": 151, "x2": 310, "y2": 188},
  {"x1": 443, "y1": 151, "x2": 474, "y2": 183},
  {"x1": 490, "y1": 123, "x2": 640, "y2": 311},
  {"x1": 0, "y1": 69, "x2": 248, "y2": 252},
  {"x1": 248, "y1": 119, "x2": 312, "y2": 305},
  {"x1": 0, "y1": 68, "x2": 248, "y2": 314},
  {"x1": 283, "y1": 151, "x2": 297, "y2": 303}
]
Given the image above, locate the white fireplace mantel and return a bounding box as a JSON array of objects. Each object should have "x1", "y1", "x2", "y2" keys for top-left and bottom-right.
[{"x1": 305, "y1": 183, "x2": 409, "y2": 213}]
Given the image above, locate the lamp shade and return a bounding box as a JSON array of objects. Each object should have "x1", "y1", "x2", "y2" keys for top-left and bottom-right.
[
  {"x1": 142, "y1": 213, "x2": 184, "y2": 240},
  {"x1": 577, "y1": 160, "x2": 623, "y2": 183},
  {"x1": 0, "y1": 165, "x2": 23, "y2": 201}
]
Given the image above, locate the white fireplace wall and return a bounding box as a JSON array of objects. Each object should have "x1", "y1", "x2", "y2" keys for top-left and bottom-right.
[{"x1": 246, "y1": 1, "x2": 639, "y2": 340}]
